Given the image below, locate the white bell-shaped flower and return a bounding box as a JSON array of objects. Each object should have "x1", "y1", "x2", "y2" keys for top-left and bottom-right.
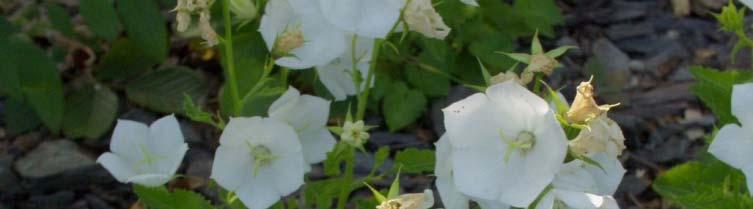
[
  {"x1": 316, "y1": 35, "x2": 375, "y2": 101},
  {"x1": 268, "y1": 86, "x2": 335, "y2": 170},
  {"x1": 259, "y1": 0, "x2": 346, "y2": 69},
  {"x1": 435, "y1": 135, "x2": 510, "y2": 209},
  {"x1": 211, "y1": 117, "x2": 306, "y2": 209},
  {"x1": 402, "y1": 0, "x2": 451, "y2": 39},
  {"x1": 535, "y1": 154, "x2": 624, "y2": 209},
  {"x1": 318, "y1": 0, "x2": 403, "y2": 38},
  {"x1": 569, "y1": 115, "x2": 626, "y2": 158},
  {"x1": 442, "y1": 81, "x2": 568, "y2": 207},
  {"x1": 97, "y1": 115, "x2": 189, "y2": 187},
  {"x1": 709, "y1": 83, "x2": 753, "y2": 195}
]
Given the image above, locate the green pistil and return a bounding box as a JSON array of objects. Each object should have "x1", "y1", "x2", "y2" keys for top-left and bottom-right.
[
  {"x1": 136, "y1": 144, "x2": 165, "y2": 172},
  {"x1": 501, "y1": 130, "x2": 536, "y2": 162},
  {"x1": 245, "y1": 141, "x2": 278, "y2": 177}
]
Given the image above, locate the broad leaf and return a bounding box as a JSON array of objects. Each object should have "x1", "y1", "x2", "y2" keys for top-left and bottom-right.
[
  {"x1": 382, "y1": 82, "x2": 427, "y2": 132},
  {"x1": 95, "y1": 38, "x2": 157, "y2": 80},
  {"x1": 133, "y1": 185, "x2": 213, "y2": 209},
  {"x1": 393, "y1": 148, "x2": 435, "y2": 174},
  {"x1": 46, "y1": 3, "x2": 75, "y2": 37},
  {"x1": 117, "y1": 0, "x2": 168, "y2": 62},
  {"x1": 4, "y1": 98, "x2": 41, "y2": 136},
  {"x1": 126, "y1": 66, "x2": 209, "y2": 114},
  {"x1": 653, "y1": 160, "x2": 753, "y2": 209},
  {"x1": 689, "y1": 66, "x2": 753, "y2": 125},
  {"x1": 80, "y1": 0, "x2": 122, "y2": 41},
  {"x1": 62, "y1": 83, "x2": 118, "y2": 139}
]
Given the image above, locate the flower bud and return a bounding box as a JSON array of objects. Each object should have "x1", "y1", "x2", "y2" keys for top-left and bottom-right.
[
  {"x1": 526, "y1": 53, "x2": 558, "y2": 75},
  {"x1": 230, "y1": 0, "x2": 257, "y2": 21},
  {"x1": 565, "y1": 77, "x2": 618, "y2": 124},
  {"x1": 340, "y1": 120, "x2": 369, "y2": 148},
  {"x1": 403, "y1": 0, "x2": 450, "y2": 40},
  {"x1": 569, "y1": 115, "x2": 626, "y2": 158}
]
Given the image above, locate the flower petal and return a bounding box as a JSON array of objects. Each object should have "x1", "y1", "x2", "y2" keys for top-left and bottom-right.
[
  {"x1": 97, "y1": 153, "x2": 137, "y2": 183},
  {"x1": 299, "y1": 128, "x2": 336, "y2": 164},
  {"x1": 269, "y1": 152, "x2": 305, "y2": 195},
  {"x1": 585, "y1": 153, "x2": 625, "y2": 195},
  {"x1": 211, "y1": 146, "x2": 253, "y2": 191},
  {"x1": 732, "y1": 83, "x2": 753, "y2": 126},
  {"x1": 127, "y1": 174, "x2": 173, "y2": 187},
  {"x1": 110, "y1": 119, "x2": 149, "y2": 164},
  {"x1": 451, "y1": 146, "x2": 505, "y2": 201},
  {"x1": 235, "y1": 166, "x2": 282, "y2": 209},
  {"x1": 435, "y1": 135, "x2": 470, "y2": 209},
  {"x1": 709, "y1": 123, "x2": 753, "y2": 192},
  {"x1": 147, "y1": 115, "x2": 188, "y2": 175},
  {"x1": 318, "y1": 0, "x2": 403, "y2": 38}
]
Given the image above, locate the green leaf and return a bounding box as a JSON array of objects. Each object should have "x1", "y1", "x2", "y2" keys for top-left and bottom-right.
[
  {"x1": 46, "y1": 4, "x2": 75, "y2": 37},
  {"x1": 393, "y1": 148, "x2": 435, "y2": 174},
  {"x1": 497, "y1": 52, "x2": 530, "y2": 64},
  {"x1": 126, "y1": 66, "x2": 209, "y2": 114},
  {"x1": 95, "y1": 38, "x2": 157, "y2": 80},
  {"x1": 653, "y1": 160, "x2": 753, "y2": 209},
  {"x1": 372, "y1": 147, "x2": 391, "y2": 175},
  {"x1": 0, "y1": 38, "x2": 64, "y2": 132},
  {"x1": 80, "y1": 0, "x2": 122, "y2": 41},
  {"x1": 476, "y1": 57, "x2": 492, "y2": 87},
  {"x1": 4, "y1": 98, "x2": 41, "y2": 136},
  {"x1": 324, "y1": 142, "x2": 354, "y2": 176},
  {"x1": 387, "y1": 168, "x2": 401, "y2": 199},
  {"x1": 513, "y1": 0, "x2": 563, "y2": 37},
  {"x1": 545, "y1": 45, "x2": 577, "y2": 58},
  {"x1": 530, "y1": 31, "x2": 543, "y2": 54},
  {"x1": 133, "y1": 185, "x2": 213, "y2": 209},
  {"x1": 306, "y1": 178, "x2": 348, "y2": 209},
  {"x1": 117, "y1": 0, "x2": 168, "y2": 62},
  {"x1": 219, "y1": 32, "x2": 269, "y2": 116},
  {"x1": 469, "y1": 30, "x2": 515, "y2": 69},
  {"x1": 62, "y1": 83, "x2": 118, "y2": 139},
  {"x1": 689, "y1": 66, "x2": 753, "y2": 126},
  {"x1": 405, "y1": 63, "x2": 450, "y2": 98},
  {"x1": 364, "y1": 183, "x2": 387, "y2": 203},
  {"x1": 382, "y1": 82, "x2": 428, "y2": 132}
]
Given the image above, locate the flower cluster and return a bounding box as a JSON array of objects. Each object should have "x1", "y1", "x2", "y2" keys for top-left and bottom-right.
[
  {"x1": 173, "y1": 0, "x2": 219, "y2": 46},
  {"x1": 436, "y1": 79, "x2": 626, "y2": 209}
]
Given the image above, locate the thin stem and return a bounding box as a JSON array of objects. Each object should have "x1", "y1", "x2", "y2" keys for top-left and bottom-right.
[
  {"x1": 335, "y1": 148, "x2": 355, "y2": 209},
  {"x1": 241, "y1": 56, "x2": 275, "y2": 104},
  {"x1": 532, "y1": 73, "x2": 543, "y2": 94},
  {"x1": 222, "y1": 0, "x2": 242, "y2": 116},
  {"x1": 356, "y1": 39, "x2": 382, "y2": 120},
  {"x1": 280, "y1": 67, "x2": 289, "y2": 88}
]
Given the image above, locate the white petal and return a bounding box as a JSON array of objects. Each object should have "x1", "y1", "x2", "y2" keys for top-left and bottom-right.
[
  {"x1": 533, "y1": 192, "x2": 555, "y2": 209},
  {"x1": 269, "y1": 152, "x2": 305, "y2": 195},
  {"x1": 97, "y1": 153, "x2": 137, "y2": 183},
  {"x1": 318, "y1": 0, "x2": 403, "y2": 38},
  {"x1": 127, "y1": 174, "x2": 173, "y2": 187},
  {"x1": 147, "y1": 115, "x2": 188, "y2": 175},
  {"x1": 258, "y1": 0, "x2": 296, "y2": 51},
  {"x1": 553, "y1": 161, "x2": 599, "y2": 193},
  {"x1": 157, "y1": 144, "x2": 188, "y2": 177},
  {"x1": 299, "y1": 128, "x2": 336, "y2": 164},
  {"x1": 236, "y1": 166, "x2": 283, "y2": 209},
  {"x1": 474, "y1": 198, "x2": 510, "y2": 209},
  {"x1": 485, "y1": 81, "x2": 551, "y2": 124},
  {"x1": 585, "y1": 153, "x2": 626, "y2": 195},
  {"x1": 460, "y1": 0, "x2": 479, "y2": 6},
  {"x1": 110, "y1": 119, "x2": 149, "y2": 164},
  {"x1": 211, "y1": 146, "x2": 253, "y2": 191},
  {"x1": 555, "y1": 190, "x2": 614, "y2": 209},
  {"x1": 269, "y1": 87, "x2": 330, "y2": 134},
  {"x1": 268, "y1": 86, "x2": 302, "y2": 118},
  {"x1": 709, "y1": 124, "x2": 753, "y2": 172},
  {"x1": 435, "y1": 135, "x2": 470, "y2": 209},
  {"x1": 315, "y1": 35, "x2": 374, "y2": 101},
  {"x1": 442, "y1": 93, "x2": 503, "y2": 148},
  {"x1": 451, "y1": 146, "x2": 505, "y2": 201},
  {"x1": 732, "y1": 83, "x2": 753, "y2": 126},
  {"x1": 250, "y1": 117, "x2": 303, "y2": 156},
  {"x1": 421, "y1": 189, "x2": 435, "y2": 209}
]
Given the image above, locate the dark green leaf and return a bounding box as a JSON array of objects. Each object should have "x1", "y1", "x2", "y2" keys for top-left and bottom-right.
[
  {"x1": 513, "y1": 0, "x2": 563, "y2": 37},
  {"x1": 80, "y1": 0, "x2": 122, "y2": 41},
  {"x1": 46, "y1": 4, "x2": 75, "y2": 37},
  {"x1": 133, "y1": 185, "x2": 213, "y2": 209},
  {"x1": 117, "y1": 0, "x2": 168, "y2": 62},
  {"x1": 95, "y1": 38, "x2": 157, "y2": 80},
  {"x1": 126, "y1": 66, "x2": 209, "y2": 114},
  {"x1": 689, "y1": 66, "x2": 753, "y2": 125},
  {"x1": 382, "y1": 82, "x2": 427, "y2": 132},
  {"x1": 4, "y1": 98, "x2": 41, "y2": 136},
  {"x1": 0, "y1": 38, "x2": 64, "y2": 132},
  {"x1": 219, "y1": 32, "x2": 269, "y2": 116},
  {"x1": 62, "y1": 83, "x2": 118, "y2": 139},
  {"x1": 371, "y1": 147, "x2": 390, "y2": 175},
  {"x1": 393, "y1": 148, "x2": 435, "y2": 174}
]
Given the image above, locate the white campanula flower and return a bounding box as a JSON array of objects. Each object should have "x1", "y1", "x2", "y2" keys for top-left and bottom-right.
[
  {"x1": 97, "y1": 115, "x2": 189, "y2": 187},
  {"x1": 377, "y1": 189, "x2": 435, "y2": 209},
  {"x1": 535, "y1": 153, "x2": 625, "y2": 209},
  {"x1": 709, "y1": 83, "x2": 753, "y2": 195},
  {"x1": 402, "y1": 0, "x2": 451, "y2": 40},
  {"x1": 318, "y1": 0, "x2": 403, "y2": 39},
  {"x1": 259, "y1": 0, "x2": 347, "y2": 69},
  {"x1": 341, "y1": 120, "x2": 370, "y2": 148},
  {"x1": 268, "y1": 86, "x2": 335, "y2": 170},
  {"x1": 435, "y1": 135, "x2": 510, "y2": 209},
  {"x1": 442, "y1": 81, "x2": 568, "y2": 207},
  {"x1": 460, "y1": 0, "x2": 479, "y2": 6},
  {"x1": 230, "y1": 0, "x2": 257, "y2": 23},
  {"x1": 211, "y1": 117, "x2": 306, "y2": 209},
  {"x1": 316, "y1": 35, "x2": 375, "y2": 101}
]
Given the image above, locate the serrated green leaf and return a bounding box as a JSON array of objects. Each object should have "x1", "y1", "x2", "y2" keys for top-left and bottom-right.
[
  {"x1": 80, "y1": 0, "x2": 122, "y2": 41},
  {"x1": 469, "y1": 30, "x2": 515, "y2": 69},
  {"x1": 0, "y1": 38, "x2": 64, "y2": 133},
  {"x1": 126, "y1": 66, "x2": 209, "y2": 114},
  {"x1": 393, "y1": 148, "x2": 435, "y2": 174},
  {"x1": 62, "y1": 83, "x2": 118, "y2": 139},
  {"x1": 653, "y1": 160, "x2": 753, "y2": 209},
  {"x1": 117, "y1": 0, "x2": 168, "y2": 62},
  {"x1": 513, "y1": 0, "x2": 563, "y2": 37},
  {"x1": 689, "y1": 66, "x2": 753, "y2": 126},
  {"x1": 95, "y1": 38, "x2": 157, "y2": 80},
  {"x1": 46, "y1": 4, "x2": 75, "y2": 37},
  {"x1": 133, "y1": 185, "x2": 213, "y2": 209},
  {"x1": 382, "y1": 82, "x2": 428, "y2": 132}
]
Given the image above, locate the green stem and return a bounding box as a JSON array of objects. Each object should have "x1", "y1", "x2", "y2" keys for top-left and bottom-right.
[
  {"x1": 532, "y1": 73, "x2": 542, "y2": 94},
  {"x1": 356, "y1": 39, "x2": 382, "y2": 120},
  {"x1": 222, "y1": 0, "x2": 242, "y2": 116},
  {"x1": 335, "y1": 148, "x2": 355, "y2": 209},
  {"x1": 280, "y1": 67, "x2": 289, "y2": 88},
  {"x1": 241, "y1": 57, "x2": 275, "y2": 104}
]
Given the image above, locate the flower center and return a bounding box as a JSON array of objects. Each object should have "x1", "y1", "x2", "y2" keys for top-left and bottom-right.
[
  {"x1": 135, "y1": 144, "x2": 165, "y2": 172},
  {"x1": 501, "y1": 130, "x2": 536, "y2": 162},
  {"x1": 376, "y1": 200, "x2": 402, "y2": 209},
  {"x1": 246, "y1": 141, "x2": 278, "y2": 176},
  {"x1": 272, "y1": 27, "x2": 304, "y2": 57}
]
